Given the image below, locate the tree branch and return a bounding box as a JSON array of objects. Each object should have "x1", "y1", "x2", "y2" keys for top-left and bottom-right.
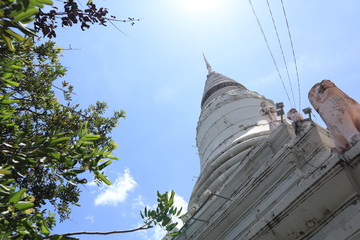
[{"x1": 44, "y1": 225, "x2": 152, "y2": 238}]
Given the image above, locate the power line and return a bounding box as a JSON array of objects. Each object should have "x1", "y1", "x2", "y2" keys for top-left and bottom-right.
[
  {"x1": 266, "y1": 0, "x2": 296, "y2": 107},
  {"x1": 280, "y1": 0, "x2": 301, "y2": 110},
  {"x1": 248, "y1": 0, "x2": 293, "y2": 107}
]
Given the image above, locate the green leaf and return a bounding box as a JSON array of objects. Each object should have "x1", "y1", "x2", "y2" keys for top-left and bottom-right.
[
  {"x1": 4, "y1": 79, "x2": 20, "y2": 87},
  {"x1": 20, "y1": 16, "x2": 36, "y2": 24},
  {"x1": 144, "y1": 207, "x2": 148, "y2": 217},
  {"x1": 78, "y1": 141, "x2": 93, "y2": 146},
  {"x1": 1, "y1": 31, "x2": 15, "y2": 52},
  {"x1": 176, "y1": 207, "x2": 183, "y2": 216},
  {"x1": 2, "y1": 72, "x2": 12, "y2": 79},
  {"x1": 37, "y1": 0, "x2": 54, "y2": 4},
  {"x1": 168, "y1": 190, "x2": 175, "y2": 206},
  {"x1": 14, "y1": 202, "x2": 34, "y2": 211},
  {"x1": 49, "y1": 137, "x2": 70, "y2": 146},
  {"x1": 78, "y1": 121, "x2": 89, "y2": 136},
  {"x1": 5, "y1": 28, "x2": 24, "y2": 41},
  {"x1": 106, "y1": 155, "x2": 119, "y2": 160},
  {"x1": 97, "y1": 160, "x2": 112, "y2": 171},
  {"x1": 167, "y1": 232, "x2": 181, "y2": 237},
  {"x1": 169, "y1": 207, "x2": 175, "y2": 215},
  {"x1": 47, "y1": 151, "x2": 61, "y2": 160},
  {"x1": 166, "y1": 222, "x2": 178, "y2": 232},
  {"x1": 97, "y1": 172, "x2": 111, "y2": 185},
  {"x1": 0, "y1": 169, "x2": 11, "y2": 175},
  {"x1": 29, "y1": 0, "x2": 44, "y2": 8},
  {"x1": 13, "y1": 8, "x2": 39, "y2": 22},
  {"x1": 0, "y1": 183, "x2": 12, "y2": 193},
  {"x1": 9, "y1": 188, "x2": 26, "y2": 204},
  {"x1": 2, "y1": 179, "x2": 15, "y2": 185},
  {"x1": 70, "y1": 169, "x2": 85, "y2": 174},
  {"x1": 1, "y1": 98, "x2": 20, "y2": 104},
  {"x1": 148, "y1": 210, "x2": 155, "y2": 218},
  {"x1": 11, "y1": 65, "x2": 23, "y2": 70},
  {"x1": 161, "y1": 216, "x2": 171, "y2": 227},
  {"x1": 34, "y1": 136, "x2": 48, "y2": 146},
  {"x1": 82, "y1": 134, "x2": 100, "y2": 141},
  {"x1": 87, "y1": 0, "x2": 93, "y2": 4},
  {"x1": 40, "y1": 220, "x2": 50, "y2": 235},
  {"x1": 11, "y1": 21, "x2": 36, "y2": 36}
]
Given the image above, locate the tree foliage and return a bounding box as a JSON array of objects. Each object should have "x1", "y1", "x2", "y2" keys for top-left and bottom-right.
[
  {"x1": 0, "y1": 38, "x2": 125, "y2": 239},
  {"x1": 0, "y1": 1, "x2": 184, "y2": 239}
]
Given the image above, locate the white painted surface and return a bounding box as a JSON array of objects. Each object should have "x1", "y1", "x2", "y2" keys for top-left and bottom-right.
[{"x1": 189, "y1": 70, "x2": 275, "y2": 209}]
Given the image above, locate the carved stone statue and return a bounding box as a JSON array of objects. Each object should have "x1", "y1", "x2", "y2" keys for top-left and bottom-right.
[
  {"x1": 308, "y1": 79, "x2": 360, "y2": 152},
  {"x1": 260, "y1": 101, "x2": 280, "y2": 132},
  {"x1": 287, "y1": 108, "x2": 309, "y2": 135}
]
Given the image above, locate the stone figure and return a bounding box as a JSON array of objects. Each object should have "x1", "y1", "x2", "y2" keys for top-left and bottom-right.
[
  {"x1": 308, "y1": 79, "x2": 360, "y2": 153},
  {"x1": 287, "y1": 108, "x2": 309, "y2": 135},
  {"x1": 260, "y1": 101, "x2": 280, "y2": 132}
]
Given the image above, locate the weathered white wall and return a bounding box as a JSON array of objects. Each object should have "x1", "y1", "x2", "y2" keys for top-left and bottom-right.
[{"x1": 189, "y1": 76, "x2": 276, "y2": 210}]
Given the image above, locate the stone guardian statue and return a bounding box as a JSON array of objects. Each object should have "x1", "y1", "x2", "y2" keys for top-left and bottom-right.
[
  {"x1": 308, "y1": 79, "x2": 360, "y2": 153},
  {"x1": 287, "y1": 108, "x2": 309, "y2": 136},
  {"x1": 260, "y1": 101, "x2": 280, "y2": 133}
]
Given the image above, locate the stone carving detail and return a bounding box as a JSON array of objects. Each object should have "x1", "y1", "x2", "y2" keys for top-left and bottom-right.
[
  {"x1": 260, "y1": 101, "x2": 280, "y2": 132},
  {"x1": 287, "y1": 108, "x2": 309, "y2": 135},
  {"x1": 308, "y1": 79, "x2": 360, "y2": 152}
]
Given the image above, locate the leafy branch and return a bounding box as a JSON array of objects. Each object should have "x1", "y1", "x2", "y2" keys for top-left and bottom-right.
[
  {"x1": 141, "y1": 190, "x2": 186, "y2": 237},
  {"x1": 34, "y1": 0, "x2": 140, "y2": 38},
  {"x1": 0, "y1": 0, "x2": 139, "y2": 51}
]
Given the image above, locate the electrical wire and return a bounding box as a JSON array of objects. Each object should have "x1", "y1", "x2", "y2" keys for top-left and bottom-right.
[
  {"x1": 248, "y1": 0, "x2": 293, "y2": 107},
  {"x1": 266, "y1": 0, "x2": 296, "y2": 107},
  {"x1": 280, "y1": 0, "x2": 302, "y2": 110}
]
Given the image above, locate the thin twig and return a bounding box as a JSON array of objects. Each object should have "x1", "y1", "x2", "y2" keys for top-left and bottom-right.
[
  {"x1": 108, "y1": 19, "x2": 129, "y2": 37},
  {"x1": 44, "y1": 225, "x2": 151, "y2": 238}
]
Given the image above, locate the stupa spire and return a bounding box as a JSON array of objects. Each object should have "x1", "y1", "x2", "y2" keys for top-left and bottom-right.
[
  {"x1": 203, "y1": 54, "x2": 215, "y2": 75},
  {"x1": 201, "y1": 55, "x2": 246, "y2": 108}
]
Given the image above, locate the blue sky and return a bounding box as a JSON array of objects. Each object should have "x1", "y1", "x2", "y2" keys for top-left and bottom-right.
[{"x1": 51, "y1": 0, "x2": 360, "y2": 239}]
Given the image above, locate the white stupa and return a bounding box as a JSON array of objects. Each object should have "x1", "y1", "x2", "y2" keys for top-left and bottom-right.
[
  {"x1": 169, "y1": 58, "x2": 360, "y2": 240},
  {"x1": 189, "y1": 56, "x2": 276, "y2": 209}
]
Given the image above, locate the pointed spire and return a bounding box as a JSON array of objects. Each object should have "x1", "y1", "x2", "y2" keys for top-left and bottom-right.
[
  {"x1": 203, "y1": 54, "x2": 215, "y2": 75},
  {"x1": 201, "y1": 55, "x2": 247, "y2": 108}
]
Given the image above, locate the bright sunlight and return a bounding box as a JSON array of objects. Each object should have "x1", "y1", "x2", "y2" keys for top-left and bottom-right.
[{"x1": 175, "y1": 0, "x2": 222, "y2": 15}]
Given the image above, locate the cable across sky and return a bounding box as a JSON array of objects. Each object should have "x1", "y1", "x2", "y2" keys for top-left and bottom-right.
[{"x1": 248, "y1": 0, "x2": 302, "y2": 110}]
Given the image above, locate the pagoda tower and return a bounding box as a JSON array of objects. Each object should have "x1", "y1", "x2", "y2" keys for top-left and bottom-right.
[
  {"x1": 189, "y1": 57, "x2": 276, "y2": 210},
  {"x1": 168, "y1": 58, "x2": 360, "y2": 240}
]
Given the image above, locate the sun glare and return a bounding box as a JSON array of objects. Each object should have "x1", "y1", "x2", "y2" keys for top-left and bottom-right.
[{"x1": 176, "y1": 0, "x2": 221, "y2": 15}]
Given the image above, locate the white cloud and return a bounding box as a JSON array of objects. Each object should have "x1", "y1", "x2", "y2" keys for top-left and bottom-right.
[
  {"x1": 151, "y1": 225, "x2": 167, "y2": 240},
  {"x1": 172, "y1": 194, "x2": 188, "y2": 229},
  {"x1": 132, "y1": 195, "x2": 146, "y2": 209},
  {"x1": 85, "y1": 215, "x2": 95, "y2": 223},
  {"x1": 94, "y1": 168, "x2": 137, "y2": 206},
  {"x1": 173, "y1": 194, "x2": 188, "y2": 212},
  {"x1": 86, "y1": 181, "x2": 98, "y2": 187},
  {"x1": 136, "y1": 224, "x2": 166, "y2": 240}
]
